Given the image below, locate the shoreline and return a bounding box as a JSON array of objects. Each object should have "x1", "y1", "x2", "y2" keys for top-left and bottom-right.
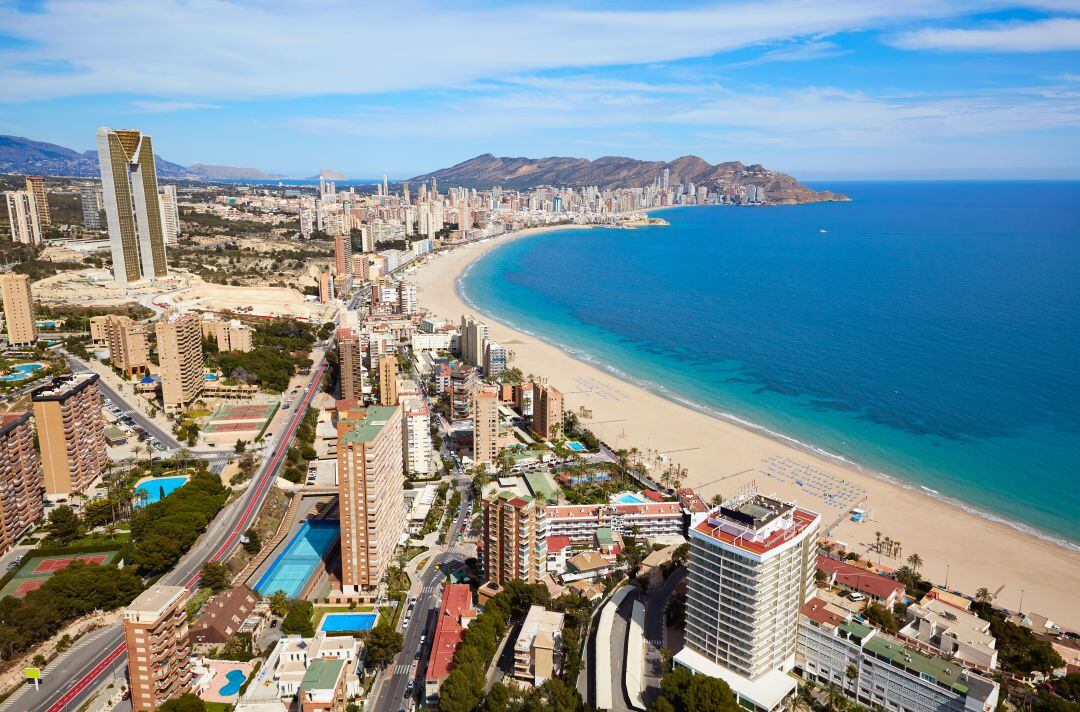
[{"x1": 411, "y1": 223, "x2": 1080, "y2": 628}]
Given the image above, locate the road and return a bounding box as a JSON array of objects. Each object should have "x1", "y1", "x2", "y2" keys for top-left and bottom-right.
[
  {"x1": 643, "y1": 568, "x2": 686, "y2": 704},
  {"x1": 4, "y1": 357, "x2": 329, "y2": 712},
  {"x1": 371, "y1": 473, "x2": 472, "y2": 711}
]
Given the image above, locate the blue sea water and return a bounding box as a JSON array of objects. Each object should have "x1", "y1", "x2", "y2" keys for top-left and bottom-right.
[{"x1": 461, "y1": 182, "x2": 1080, "y2": 546}]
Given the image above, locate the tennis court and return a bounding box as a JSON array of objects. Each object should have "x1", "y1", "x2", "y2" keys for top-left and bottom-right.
[
  {"x1": 253, "y1": 520, "x2": 339, "y2": 598},
  {"x1": 0, "y1": 551, "x2": 120, "y2": 598}
]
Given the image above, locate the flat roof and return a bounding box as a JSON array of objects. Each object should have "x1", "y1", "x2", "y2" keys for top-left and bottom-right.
[
  {"x1": 300, "y1": 658, "x2": 345, "y2": 692},
  {"x1": 524, "y1": 471, "x2": 558, "y2": 502},
  {"x1": 693, "y1": 505, "x2": 818, "y2": 555},
  {"x1": 674, "y1": 647, "x2": 796, "y2": 711},
  {"x1": 863, "y1": 633, "x2": 969, "y2": 694},
  {"x1": 339, "y1": 405, "x2": 398, "y2": 443}
]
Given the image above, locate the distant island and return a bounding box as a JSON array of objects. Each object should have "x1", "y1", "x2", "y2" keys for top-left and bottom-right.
[
  {"x1": 411, "y1": 153, "x2": 847, "y2": 204},
  {"x1": 309, "y1": 168, "x2": 347, "y2": 180},
  {"x1": 188, "y1": 163, "x2": 285, "y2": 180}
]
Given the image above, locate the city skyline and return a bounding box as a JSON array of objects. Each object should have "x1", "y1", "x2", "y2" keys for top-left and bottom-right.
[{"x1": 0, "y1": 1, "x2": 1077, "y2": 179}]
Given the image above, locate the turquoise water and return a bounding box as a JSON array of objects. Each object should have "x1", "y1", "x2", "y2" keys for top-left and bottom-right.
[
  {"x1": 616, "y1": 493, "x2": 648, "y2": 504},
  {"x1": 254, "y1": 520, "x2": 340, "y2": 598},
  {"x1": 566, "y1": 440, "x2": 587, "y2": 452},
  {"x1": 134, "y1": 476, "x2": 189, "y2": 506},
  {"x1": 1, "y1": 363, "x2": 43, "y2": 382},
  {"x1": 462, "y1": 182, "x2": 1080, "y2": 546},
  {"x1": 320, "y1": 612, "x2": 377, "y2": 632},
  {"x1": 218, "y1": 669, "x2": 247, "y2": 696}
]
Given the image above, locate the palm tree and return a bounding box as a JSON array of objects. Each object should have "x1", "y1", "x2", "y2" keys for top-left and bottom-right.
[
  {"x1": 894, "y1": 565, "x2": 918, "y2": 587},
  {"x1": 826, "y1": 683, "x2": 848, "y2": 712},
  {"x1": 906, "y1": 553, "x2": 923, "y2": 573},
  {"x1": 873, "y1": 531, "x2": 882, "y2": 555},
  {"x1": 975, "y1": 587, "x2": 994, "y2": 605}
]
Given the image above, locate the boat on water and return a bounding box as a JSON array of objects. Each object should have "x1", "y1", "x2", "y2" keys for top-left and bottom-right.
[{"x1": 819, "y1": 228, "x2": 828, "y2": 234}]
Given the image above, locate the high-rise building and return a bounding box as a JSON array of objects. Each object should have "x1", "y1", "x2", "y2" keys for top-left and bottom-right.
[
  {"x1": 31, "y1": 374, "x2": 107, "y2": 498},
  {"x1": 155, "y1": 313, "x2": 204, "y2": 411},
  {"x1": 0, "y1": 412, "x2": 44, "y2": 555},
  {"x1": 450, "y1": 365, "x2": 477, "y2": 420},
  {"x1": 123, "y1": 585, "x2": 193, "y2": 711},
  {"x1": 483, "y1": 341, "x2": 507, "y2": 379},
  {"x1": 337, "y1": 405, "x2": 405, "y2": 598},
  {"x1": 377, "y1": 357, "x2": 398, "y2": 407},
  {"x1": 101, "y1": 314, "x2": 151, "y2": 376},
  {"x1": 158, "y1": 185, "x2": 180, "y2": 244},
  {"x1": 318, "y1": 270, "x2": 334, "y2": 304},
  {"x1": 4, "y1": 190, "x2": 42, "y2": 245},
  {"x1": 479, "y1": 486, "x2": 546, "y2": 601},
  {"x1": 531, "y1": 383, "x2": 563, "y2": 441},
  {"x1": 80, "y1": 181, "x2": 102, "y2": 229},
  {"x1": 336, "y1": 328, "x2": 366, "y2": 403},
  {"x1": 24, "y1": 176, "x2": 50, "y2": 227},
  {"x1": 674, "y1": 493, "x2": 821, "y2": 712},
  {"x1": 334, "y1": 232, "x2": 352, "y2": 276},
  {"x1": 472, "y1": 383, "x2": 499, "y2": 465},
  {"x1": 401, "y1": 396, "x2": 433, "y2": 476},
  {"x1": 203, "y1": 318, "x2": 253, "y2": 353},
  {"x1": 459, "y1": 315, "x2": 489, "y2": 366},
  {"x1": 0, "y1": 273, "x2": 37, "y2": 346},
  {"x1": 97, "y1": 127, "x2": 169, "y2": 283},
  {"x1": 398, "y1": 282, "x2": 418, "y2": 315}
]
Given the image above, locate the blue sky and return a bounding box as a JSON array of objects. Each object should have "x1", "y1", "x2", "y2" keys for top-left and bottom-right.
[{"x1": 0, "y1": 0, "x2": 1078, "y2": 179}]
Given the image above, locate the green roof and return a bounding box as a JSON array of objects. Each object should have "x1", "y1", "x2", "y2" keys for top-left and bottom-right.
[
  {"x1": 595, "y1": 527, "x2": 614, "y2": 546},
  {"x1": 339, "y1": 405, "x2": 398, "y2": 444},
  {"x1": 524, "y1": 471, "x2": 558, "y2": 502},
  {"x1": 839, "y1": 619, "x2": 873, "y2": 642},
  {"x1": 300, "y1": 658, "x2": 345, "y2": 692},
  {"x1": 862, "y1": 632, "x2": 969, "y2": 694}
]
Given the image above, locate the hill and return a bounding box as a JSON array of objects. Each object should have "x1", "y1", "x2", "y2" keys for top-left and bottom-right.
[
  {"x1": 189, "y1": 163, "x2": 284, "y2": 180},
  {"x1": 410, "y1": 153, "x2": 846, "y2": 204},
  {"x1": 0, "y1": 135, "x2": 194, "y2": 179}
]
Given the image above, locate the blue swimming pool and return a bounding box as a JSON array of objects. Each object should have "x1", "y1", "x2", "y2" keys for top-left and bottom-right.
[
  {"x1": 320, "y1": 612, "x2": 377, "y2": 632},
  {"x1": 218, "y1": 669, "x2": 247, "y2": 696},
  {"x1": 615, "y1": 492, "x2": 647, "y2": 504},
  {"x1": 204, "y1": 373, "x2": 219, "y2": 380},
  {"x1": 565, "y1": 440, "x2": 587, "y2": 452},
  {"x1": 134, "y1": 476, "x2": 189, "y2": 506},
  {"x1": 0, "y1": 363, "x2": 43, "y2": 382},
  {"x1": 254, "y1": 520, "x2": 340, "y2": 598}
]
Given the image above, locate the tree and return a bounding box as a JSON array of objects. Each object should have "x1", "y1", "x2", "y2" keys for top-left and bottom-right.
[
  {"x1": 158, "y1": 693, "x2": 207, "y2": 712},
  {"x1": 826, "y1": 683, "x2": 848, "y2": 712},
  {"x1": 495, "y1": 448, "x2": 515, "y2": 477},
  {"x1": 200, "y1": 561, "x2": 230, "y2": 593},
  {"x1": 653, "y1": 667, "x2": 738, "y2": 712},
  {"x1": 243, "y1": 527, "x2": 261, "y2": 555},
  {"x1": 282, "y1": 599, "x2": 314, "y2": 636},
  {"x1": 364, "y1": 623, "x2": 403, "y2": 667},
  {"x1": 863, "y1": 602, "x2": 899, "y2": 634},
  {"x1": 975, "y1": 587, "x2": 994, "y2": 605},
  {"x1": 235, "y1": 439, "x2": 246, "y2": 454},
  {"x1": 906, "y1": 553, "x2": 923, "y2": 572},
  {"x1": 269, "y1": 590, "x2": 288, "y2": 616},
  {"x1": 47, "y1": 505, "x2": 81, "y2": 544}
]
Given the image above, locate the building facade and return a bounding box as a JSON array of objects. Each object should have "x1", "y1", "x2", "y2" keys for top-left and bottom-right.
[
  {"x1": 337, "y1": 405, "x2": 405, "y2": 598},
  {"x1": 531, "y1": 383, "x2": 563, "y2": 440},
  {"x1": 483, "y1": 341, "x2": 507, "y2": 379},
  {"x1": 0, "y1": 273, "x2": 37, "y2": 346},
  {"x1": 32, "y1": 374, "x2": 107, "y2": 498},
  {"x1": 472, "y1": 383, "x2": 499, "y2": 465},
  {"x1": 0, "y1": 413, "x2": 43, "y2": 555},
  {"x1": 336, "y1": 328, "x2": 366, "y2": 402},
  {"x1": 102, "y1": 314, "x2": 151, "y2": 376},
  {"x1": 513, "y1": 605, "x2": 565, "y2": 686},
  {"x1": 377, "y1": 357, "x2": 398, "y2": 406},
  {"x1": 159, "y1": 185, "x2": 180, "y2": 244},
  {"x1": 479, "y1": 487, "x2": 546, "y2": 600},
  {"x1": 155, "y1": 313, "x2": 204, "y2": 411},
  {"x1": 4, "y1": 190, "x2": 42, "y2": 245},
  {"x1": 97, "y1": 127, "x2": 169, "y2": 283},
  {"x1": 123, "y1": 585, "x2": 193, "y2": 712},
  {"x1": 402, "y1": 396, "x2": 434, "y2": 476},
  {"x1": 80, "y1": 181, "x2": 102, "y2": 229}
]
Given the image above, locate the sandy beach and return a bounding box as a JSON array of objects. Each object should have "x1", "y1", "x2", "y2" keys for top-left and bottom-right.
[{"x1": 411, "y1": 225, "x2": 1080, "y2": 629}]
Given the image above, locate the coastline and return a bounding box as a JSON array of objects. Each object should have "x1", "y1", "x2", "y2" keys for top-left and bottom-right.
[{"x1": 410, "y1": 224, "x2": 1080, "y2": 628}]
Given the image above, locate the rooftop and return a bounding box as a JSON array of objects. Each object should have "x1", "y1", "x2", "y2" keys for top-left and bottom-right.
[
  {"x1": 426, "y1": 584, "x2": 476, "y2": 683},
  {"x1": 339, "y1": 405, "x2": 398, "y2": 444},
  {"x1": 515, "y1": 605, "x2": 565, "y2": 653},
  {"x1": 816, "y1": 555, "x2": 905, "y2": 600},
  {"x1": 125, "y1": 585, "x2": 187, "y2": 619},
  {"x1": 524, "y1": 471, "x2": 558, "y2": 502},
  {"x1": 31, "y1": 373, "x2": 99, "y2": 402},
  {"x1": 300, "y1": 658, "x2": 345, "y2": 692},
  {"x1": 863, "y1": 632, "x2": 970, "y2": 694},
  {"x1": 693, "y1": 499, "x2": 819, "y2": 556}
]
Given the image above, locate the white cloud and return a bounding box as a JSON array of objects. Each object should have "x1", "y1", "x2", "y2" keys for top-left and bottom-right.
[
  {"x1": 0, "y1": 0, "x2": 1011, "y2": 102},
  {"x1": 130, "y1": 100, "x2": 220, "y2": 112},
  {"x1": 891, "y1": 17, "x2": 1080, "y2": 52}
]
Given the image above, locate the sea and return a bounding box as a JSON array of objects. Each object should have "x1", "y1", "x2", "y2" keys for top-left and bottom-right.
[{"x1": 460, "y1": 181, "x2": 1080, "y2": 548}]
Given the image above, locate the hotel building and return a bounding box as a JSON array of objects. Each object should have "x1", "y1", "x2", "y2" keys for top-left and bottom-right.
[
  {"x1": 796, "y1": 599, "x2": 1000, "y2": 712},
  {"x1": 402, "y1": 395, "x2": 434, "y2": 476},
  {"x1": 4, "y1": 190, "x2": 42, "y2": 245},
  {"x1": 531, "y1": 383, "x2": 563, "y2": 440},
  {"x1": 336, "y1": 328, "x2": 366, "y2": 402},
  {"x1": 123, "y1": 585, "x2": 193, "y2": 711},
  {"x1": 337, "y1": 405, "x2": 405, "y2": 598},
  {"x1": 377, "y1": 356, "x2": 398, "y2": 406},
  {"x1": 97, "y1": 127, "x2": 169, "y2": 283},
  {"x1": 479, "y1": 486, "x2": 546, "y2": 601},
  {"x1": 472, "y1": 383, "x2": 499, "y2": 465},
  {"x1": 674, "y1": 493, "x2": 820, "y2": 712},
  {"x1": 24, "y1": 176, "x2": 50, "y2": 226},
  {"x1": 0, "y1": 413, "x2": 43, "y2": 555},
  {"x1": 32, "y1": 374, "x2": 107, "y2": 499},
  {"x1": 459, "y1": 315, "x2": 489, "y2": 366},
  {"x1": 102, "y1": 314, "x2": 151, "y2": 376},
  {"x1": 545, "y1": 501, "x2": 685, "y2": 542},
  {"x1": 0, "y1": 273, "x2": 37, "y2": 346},
  {"x1": 155, "y1": 313, "x2": 204, "y2": 411}
]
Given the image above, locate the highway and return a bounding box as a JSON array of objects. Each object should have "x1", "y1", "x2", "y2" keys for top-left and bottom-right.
[{"x1": 4, "y1": 356, "x2": 328, "y2": 712}]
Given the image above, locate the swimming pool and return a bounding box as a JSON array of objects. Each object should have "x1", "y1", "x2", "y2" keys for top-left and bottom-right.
[
  {"x1": 134, "y1": 476, "x2": 189, "y2": 506},
  {"x1": 204, "y1": 373, "x2": 219, "y2": 380},
  {"x1": 320, "y1": 612, "x2": 377, "y2": 633},
  {"x1": 254, "y1": 520, "x2": 340, "y2": 598},
  {"x1": 565, "y1": 440, "x2": 587, "y2": 452},
  {"x1": 218, "y1": 669, "x2": 247, "y2": 696},
  {"x1": 0, "y1": 363, "x2": 43, "y2": 382},
  {"x1": 615, "y1": 492, "x2": 647, "y2": 504}
]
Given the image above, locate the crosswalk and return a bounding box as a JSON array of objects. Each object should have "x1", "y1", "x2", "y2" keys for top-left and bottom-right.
[
  {"x1": 0, "y1": 627, "x2": 114, "y2": 711},
  {"x1": 393, "y1": 662, "x2": 414, "y2": 676}
]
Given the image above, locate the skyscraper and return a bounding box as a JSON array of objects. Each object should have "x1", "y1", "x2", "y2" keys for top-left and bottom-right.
[
  {"x1": 24, "y1": 176, "x2": 50, "y2": 227},
  {"x1": 472, "y1": 383, "x2": 499, "y2": 465},
  {"x1": 334, "y1": 231, "x2": 352, "y2": 276},
  {"x1": 479, "y1": 487, "x2": 546, "y2": 601},
  {"x1": 97, "y1": 127, "x2": 169, "y2": 283},
  {"x1": 337, "y1": 405, "x2": 405, "y2": 598},
  {"x1": 336, "y1": 328, "x2": 366, "y2": 402},
  {"x1": 0, "y1": 273, "x2": 37, "y2": 346},
  {"x1": 0, "y1": 412, "x2": 44, "y2": 556},
  {"x1": 32, "y1": 374, "x2": 107, "y2": 499},
  {"x1": 377, "y1": 357, "x2": 398, "y2": 406},
  {"x1": 123, "y1": 585, "x2": 193, "y2": 711},
  {"x1": 158, "y1": 185, "x2": 180, "y2": 244},
  {"x1": 674, "y1": 492, "x2": 820, "y2": 712},
  {"x1": 80, "y1": 181, "x2": 102, "y2": 230},
  {"x1": 4, "y1": 190, "x2": 42, "y2": 245},
  {"x1": 102, "y1": 314, "x2": 151, "y2": 376},
  {"x1": 155, "y1": 313, "x2": 204, "y2": 411},
  {"x1": 531, "y1": 383, "x2": 563, "y2": 441}
]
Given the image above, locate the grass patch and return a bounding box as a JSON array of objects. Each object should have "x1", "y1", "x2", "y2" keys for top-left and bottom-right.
[{"x1": 206, "y1": 703, "x2": 232, "y2": 712}]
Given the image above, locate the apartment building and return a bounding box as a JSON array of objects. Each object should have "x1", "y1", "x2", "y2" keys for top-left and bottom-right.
[
  {"x1": 483, "y1": 341, "x2": 507, "y2": 378},
  {"x1": 337, "y1": 405, "x2": 405, "y2": 599},
  {"x1": 334, "y1": 232, "x2": 352, "y2": 276},
  {"x1": 797, "y1": 600, "x2": 1000, "y2": 712},
  {"x1": 123, "y1": 585, "x2": 193, "y2": 711},
  {"x1": 513, "y1": 606, "x2": 565, "y2": 686},
  {"x1": 377, "y1": 356, "x2": 398, "y2": 406},
  {"x1": 4, "y1": 190, "x2": 42, "y2": 245},
  {"x1": 424, "y1": 584, "x2": 478, "y2": 706},
  {"x1": 531, "y1": 383, "x2": 563, "y2": 440},
  {"x1": 472, "y1": 383, "x2": 500, "y2": 465},
  {"x1": 479, "y1": 486, "x2": 546, "y2": 602},
  {"x1": 32, "y1": 374, "x2": 107, "y2": 498},
  {"x1": 459, "y1": 315, "x2": 488, "y2": 366},
  {"x1": 0, "y1": 413, "x2": 43, "y2": 555},
  {"x1": 318, "y1": 270, "x2": 334, "y2": 304},
  {"x1": 0, "y1": 273, "x2": 37, "y2": 346},
  {"x1": 202, "y1": 317, "x2": 254, "y2": 353},
  {"x1": 155, "y1": 313, "x2": 204, "y2": 411},
  {"x1": 336, "y1": 328, "x2": 366, "y2": 402},
  {"x1": 159, "y1": 185, "x2": 180, "y2": 244},
  {"x1": 398, "y1": 281, "x2": 418, "y2": 315},
  {"x1": 102, "y1": 314, "x2": 151, "y2": 376},
  {"x1": 81, "y1": 181, "x2": 102, "y2": 229},
  {"x1": 24, "y1": 176, "x2": 50, "y2": 227},
  {"x1": 402, "y1": 395, "x2": 434, "y2": 476},
  {"x1": 238, "y1": 633, "x2": 360, "y2": 709},
  {"x1": 898, "y1": 599, "x2": 998, "y2": 671},
  {"x1": 450, "y1": 365, "x2": 477, "y2": 420},
  {"x1": 545, "y1": 501, "x2": 685, "y2": 542},
  {"x1": 674, "y1": 493, "x2": 821, "y2": 712}
]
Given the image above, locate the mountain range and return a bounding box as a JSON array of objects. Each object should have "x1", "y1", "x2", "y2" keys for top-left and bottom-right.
[{"x1": 410, "y1": 153, "x2": 846, "y2": 204}]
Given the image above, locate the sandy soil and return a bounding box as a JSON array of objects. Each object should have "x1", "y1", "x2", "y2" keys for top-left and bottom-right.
[
  {"x1": 411, "y1": 226, "x2": 1080, "y2": 629},
  {"x1": 162, "y1": 275, "x2": 336, "y2": 323}
]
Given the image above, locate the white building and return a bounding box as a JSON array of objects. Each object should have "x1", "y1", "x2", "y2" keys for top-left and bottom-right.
[
  {"x1": 80, "y1": 181, "x2": 102, "y2": 230},
  {"x1": 411, "y1": 332, "x2": 452, "y2": 352},
  {"x1": 4, "y1": 190, "x2": 42, "y2": 245},
  {"x1": 398, "y1": 282, "x2": 418, "y2": 315},
  {"x1": 159, "y1": 185, "x2": 181, "y2": 244},
  {"x1": 237, "y1": 633, "x2": 360, "y2": 710},
  {"x1": 674, "y1": 493, "x2": 821, "y2": 712},
  {"x1": 402, "y1": 395, "x2": 434, "y2": 476},
  {"x1": 898, "y1": 599, "x2": 998, "y2": 671}
]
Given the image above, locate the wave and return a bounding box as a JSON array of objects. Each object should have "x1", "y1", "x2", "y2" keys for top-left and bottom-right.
[{"x1": 456, "y1": 243, "x2": 1080, "y2": 554}]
